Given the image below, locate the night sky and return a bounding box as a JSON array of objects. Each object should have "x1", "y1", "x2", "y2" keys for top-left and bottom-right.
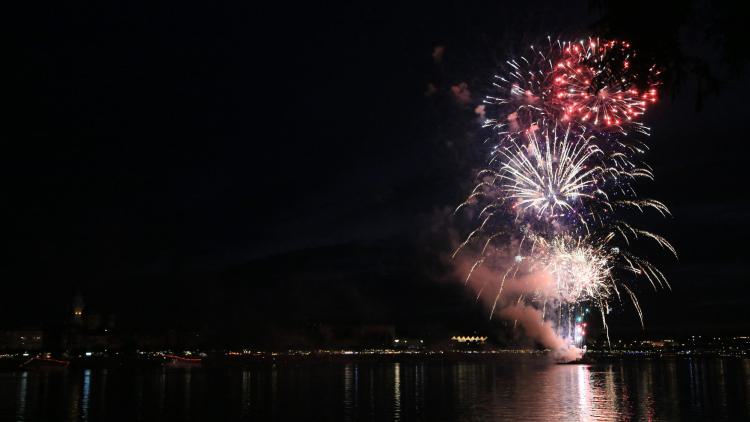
[{"x1": 5, "y1": 1, "x2": 749, "y2": 340}]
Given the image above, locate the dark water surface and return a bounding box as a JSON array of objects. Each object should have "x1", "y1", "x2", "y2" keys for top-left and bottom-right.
[{"x1": 1, "y1": 357, "x2": 749, "y2": 421}]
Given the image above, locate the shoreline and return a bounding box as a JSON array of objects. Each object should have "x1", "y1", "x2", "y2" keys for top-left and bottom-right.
[{"x1": 1, "y1": 349, "x2": 747, "y2": 372}]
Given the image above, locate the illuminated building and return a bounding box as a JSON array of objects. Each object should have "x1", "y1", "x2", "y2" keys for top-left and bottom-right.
[
  {"x1": 450, "y1": 335, "x2": 488, "y2": 350},
  {"x1": 392, "y1": 338, "x2": 424, "y2": 350}
]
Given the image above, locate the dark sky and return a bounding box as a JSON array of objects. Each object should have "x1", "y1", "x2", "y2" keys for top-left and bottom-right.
[{"x1": 5, "y1": 1, "x2": 749, "y2": 338}]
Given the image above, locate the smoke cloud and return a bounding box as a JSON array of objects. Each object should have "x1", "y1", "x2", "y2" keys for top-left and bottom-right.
[
  {"x1": 450, "y1": 82, "x2": 471, "y2": 105},
  {"x1": 452, "y1": 250, "x2": 584, "y2": 363},
  {"x1": 474, "y1": 104, "x2": 486, "y2": 120},
  {"x1": 432, "y1": 46, "x2": 445, "y2": 63},
  {"x1": 499, "y1": 303, "x2": 583, "y2": 362}
]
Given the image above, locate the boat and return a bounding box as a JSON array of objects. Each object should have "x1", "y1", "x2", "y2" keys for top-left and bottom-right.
[
  {"x1": 163, "y1": 354, "x2": 202, "y2": 368},
  {"x1": 19, "y1": 355, "x2": 70, "y2": 369}
]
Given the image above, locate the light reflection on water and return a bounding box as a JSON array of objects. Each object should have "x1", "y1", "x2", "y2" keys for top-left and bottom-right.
[
  {"x1": 80, "y1": 369, "x2": 91, "y2": 422},
  {"x1": 15, "y1": 371, "x2": 26, "y2": 421},
  {"x1": 392, "y1": 362, "x2": 400, "y2": 421},
  {"x1": 0, "y1": 357, "x2": 748, "y2": 421},
  {"x1": 343, "y1": 364, "x2": 354, "y2": 420},
  {"x1": 240, "y1": 369, "x2": 251, "y2": 419}
]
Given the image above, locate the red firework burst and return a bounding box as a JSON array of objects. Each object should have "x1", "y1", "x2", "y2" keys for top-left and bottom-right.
[{"x1": 547, "y1": 38, "x2": 660, "y2": 134}]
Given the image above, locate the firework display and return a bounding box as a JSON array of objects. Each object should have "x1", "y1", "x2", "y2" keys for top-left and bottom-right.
[
  {"x1": 485, "y1": 37, "x2": 661, "y2": 139},
  {"x1": 455, "y1": 37, "x2": 674, "y2": 356},
  {"x1": 548, "y1": 39, "x2": 660, "y2": 134}
]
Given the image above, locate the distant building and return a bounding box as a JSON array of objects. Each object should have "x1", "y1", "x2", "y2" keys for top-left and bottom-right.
[
  {"x1": 450, "y1": 335, "x2": 488, "y2": 350},
  {"x1": 1, "y1": 330, "x2": 44, "y2": 351},
  {"x1": 640, "y1": 339, "x2": 676, "y2": 350},
  {"x1": 392, "y1": 338, "x2": 424, "y2": 350}
]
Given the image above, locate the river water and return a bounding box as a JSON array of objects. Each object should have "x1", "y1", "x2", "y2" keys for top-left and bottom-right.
[{"x1": 1, "y1": 357, "x2": 748, "y2": 421}]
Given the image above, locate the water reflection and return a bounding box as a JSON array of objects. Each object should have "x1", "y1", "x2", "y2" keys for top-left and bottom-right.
[
  {"x1": 469, "y1": 362, "x2": 632, "y2": 421},
  {"x1": 241, "y1": 370, "x2": 252, "y2": 418},
  {"x1": 688, "y1": 358, "x2": 705, "y2": 416},
  {"x1": 367, "y1": 367, "x2": 375, "y2": 418},
  {"x1": 16, "y1": 371, "x2": 27, "y2": 422},
  {"x1": 133, "y1": 371, "x2": 143, "y2": 421},
  {"x1": 393, "y1": 362, "x2": 401, "y2": 421},
  {"x1": 576, "y1": 365, "x2": 592, "y2": 420},
  {"x1": 414, "y1": 364, "x2": 424, "y2": 414},
  {"x1": 80, "y1": 369, "x2": 91, "y2": 422},
  {"x1": 716, "y1": 359, "x2": 728, "y2": 420},
  {"x1": 183, "y1": 369, "x2": 192, "y2": 418},
  {"x1": 664, "y1": 359, "x2": 679, "y2": 418},
  {"x1": 68, "y1": 370, "x2": 80, "y2": 421},
  {"x1": 99, "y1": 369, "x2": 108, "y2": 418},
  {"x1": 636, "y1": 361, "x2": 655, "y2": 420},
  {"x1": 270, "y1": 366, "x2": 278, "y2": 419},
  {"x1": 156, "y1": 369, "x2": 165, "y2": 419},
  {"x1": 343, "y1": 364, "x2": 354, "y2": 419},
  {"x1": 2, "y1": 358, "x2": 749, "y2": 421}
]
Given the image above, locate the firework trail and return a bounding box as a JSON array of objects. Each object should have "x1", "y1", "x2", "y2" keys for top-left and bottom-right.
[{"x1": 455, "y1": 36, "x2": 674, "y2": 361}]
